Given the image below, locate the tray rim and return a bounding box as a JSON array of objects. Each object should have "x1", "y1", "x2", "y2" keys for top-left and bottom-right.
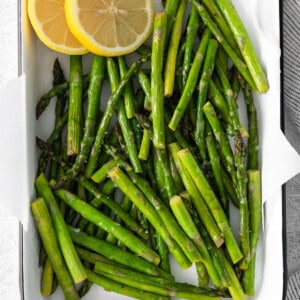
[{"x1": 279, "y1": 0, "x2": 288, "y2": 298}]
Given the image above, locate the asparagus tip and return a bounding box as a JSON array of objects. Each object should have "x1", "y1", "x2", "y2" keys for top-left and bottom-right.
[{"x1": 36, "y1": 98, "x2": 46, "y2": 119}]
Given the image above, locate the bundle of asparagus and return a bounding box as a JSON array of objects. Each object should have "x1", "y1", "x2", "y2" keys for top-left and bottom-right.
[{"x1": 32, "y1": 0, "x2": 265, "y2": 299}]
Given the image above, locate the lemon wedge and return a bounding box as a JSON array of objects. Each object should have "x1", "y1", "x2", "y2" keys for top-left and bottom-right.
[
  {"x1": 65, "y1": 0, "x2": 154, "y2": 56},
  {"x1": 28, "y1": 0, "x2": 88, "y2": 55}
]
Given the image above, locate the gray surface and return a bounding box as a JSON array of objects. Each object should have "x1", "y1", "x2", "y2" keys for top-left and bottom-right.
[
  {"x1": 285, "y1": 115, "x2": 300, "y2": 276},
  {"x1": 283, "y1": 0, "x2": 300, "y2": 298}
]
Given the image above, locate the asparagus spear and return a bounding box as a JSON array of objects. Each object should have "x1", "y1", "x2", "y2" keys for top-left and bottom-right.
[
  {"x1": 56, "y1": 55, "x2": 106, "y2": 186},
  {"x1": 84, "y1": 53, "x2": 150, "y2": 177},
  {"x1": 78, "y1": 280, "x2": 93, "y2": 298},
  {"x1": 164, "y1": 0, "x2": 188, "y2": 97},
  {"x1": 107, "y1": 57, "x2": 142, "y2": 173},
  {"x1": 207, "y1": 80, "x2": 231, "y2": 127},
  {"x1": 195, "y1": 262, "x2": 209, "y2": 288},
  {"x1": 168, "y1": 142, "x2": 224, "y2": 247},
  {"x1": 206, "y1": 126, "x2": 228, "y2": 214},
  {"x1": 201, "y1": 223, "x2": 245, "y2": 299},
  {"x1": 100, "y1": 179, "x2": 115, "y2": 196},
  {"x1": 40, "y1": 257, "x2": 55, "y2": 296},
  {"x1": 106, "y1": 195, "x2": 134, "y2": 247},
  {"x1": 191, "y1": 0, "x2": 257, "y2": 91},
  {"x1": 113, "y1": 122, "x2": 128, "y2": 154},
  {"x1": 221, "y1": 166, "x2": 240, "y2": 208},
  {"x1": 177, "y1": 149, "x2": 243, "y2": 264},
  {"x1": 182, "y1": 5, "x2": 201, "y2": 86},
  {"x1": 138, "y1": 129, "x2": 152, "y2": 161},
  {"x1": 240, "y1": 78, "x2": 259, "y2": 170},
  {"x1": 130, "y1": 114, "x2": 144, "y2": 150},
  {"x1": 234, "y1": 133, "x2": 250, "y2": 270},
  {"x1": 220, "y1": 252, "x2": 247, "y2": 300},
  {"x1": 75, "y1": 246, "x2": 116, "y2": 266},
  {"x1": 135, "y1": 157, "x2": 170, "y2": 265},
  {"x1": 152, "y1": 148, "x2": 172, "y2": 272},
  {"x1": 154, "y1": 148, "x2": 175, "y2": 200},
  {"x1": 217, "y1": 47, "x2": 228, "y2": 74},
  {"x1": 143, "y1": 155, "x2": 159, "y2": 194},
  {"x1": 86, "y1": 191, "x2": 149, "y2": 241},
  {"x1": 118, "y1": 56, "x2": 135, "y2": 119},
  {"x1": 94, "y1": 206, "x2": 111, "y2": 240},
  {"x1": 168, "y1": 152, "x2": 185, "y2": 193},
  {"x1": 76, "y1": 212, "x2": 95, "y2": 298},
  {"x1": 215, "y1": 56, "x2": 248, "y2": 137},
  {"x1": 170, "y1": 195, "x2": 222, "y2": 288},
  {"x1": 202, "y1": 0, "x2": 240, "y2": 56},
  {"x1": 195, "y1": 39, "x2": 219, "y2": 160},
  {"x1": 242, "y1": 170, "x2": 262, "y2": 295},
  {"x1": 175, "y1": 40, "x2": 186, "y2": 94},
  {"x1": 156, "y1": 233, "x2": 171, "y2": 273},
  {"x1": 168, "y1": 28, "x2": 211, "y2": 131},
  {"x1": 31, "y1": 198, "x2": 79, "y2": 300},
  {"x1": 133, "y1": 116, "x2": 172, "y2": 201},
  {"x1": 240, "y1": 81, "x2": 260, "y2": 291},
  {"x1": 55, "y1": 188, "x2": 159, "y2": 264},
  {"x1": 164, "y1": 0, "x2": 180, "y2": 43},
  {"x1": 212, "y1": 73, "x2": 223, "y2": 91},
  {"x1": 94, "y1": 261, "x2": 220, "y2": 296},
  {"x1": 199, "y1": 225, "x2": 231, "y2": 288},
  {"x1": 96, "y1": 265, "x2": 221, "y2": 300},
  {"x1": 67, "y1": 55, "x2": 83, "y2": 155},
  {"x1": 49, "y1": 58, "x2": 67, "y2": 179},
  {"x1": 137, "y1": 70, "x2": 152, "y2": 111},
  {"x1": 214, "y1": 0, "x2": 269, "y2": 93},
  {"x1": 230, "y1": 66, "x2": 241, "y2": 101},
  {"x1": 203, "y1": 101, "x2": 236, "y2": 178},
  {"x1": 69, "y1": 226, "x2": 172, "y2": 279},
  {"x1": 164, "y1": 113, "x2": 195, "y2": 152},
  {"x1": 87, "y1": 269, "x2": 170, "y2": 300},
  {"x1": 35, "y1": 174, "x2": 87, "y2": 283},
  {"x1": 36, "y1": 74, "x2": 90, "y2": 119},
  {"x1": 38, "y1": 106, "x2": 68, "y2": 174},
  {"x1": 91, "y1": 159, "x2": 118, "y2": 184},
  {"x1": 152, "y1": 13, "x2": 167, "y2": 149}
]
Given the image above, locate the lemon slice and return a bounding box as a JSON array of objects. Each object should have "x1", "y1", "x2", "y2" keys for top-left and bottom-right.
[
  {"x1": 28, "y1": 0, "x2": 88, "y2": 55},
  {"x1": 65, "y1": 0, "x2": 154, "y2": 56}
]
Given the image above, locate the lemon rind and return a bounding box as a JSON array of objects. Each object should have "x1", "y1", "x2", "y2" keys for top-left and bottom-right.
[{"x1": 28, "y1": 0, "x2": 88, "y2": 55}]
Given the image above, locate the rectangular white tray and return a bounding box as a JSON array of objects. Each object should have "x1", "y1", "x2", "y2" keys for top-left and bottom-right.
[{"x1": 1, "y1": 0, "x2": 299, "y2": 299}]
